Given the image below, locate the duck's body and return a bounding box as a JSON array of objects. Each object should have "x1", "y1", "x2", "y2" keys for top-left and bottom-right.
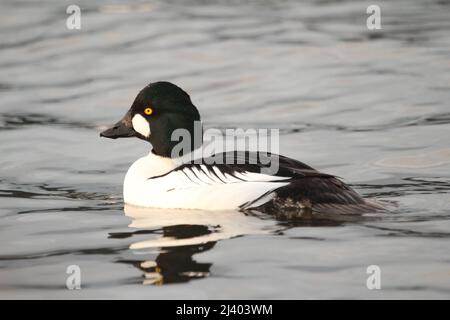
[
  {"x1": 101, "y1": 81, "x2": 381, "y2": 215},
  {"x1": 124, "y1": 151, "x2": 291, "y2": 210},
  {"x1": 123, "y1": 150, "x2": 378, "y2": 214}
]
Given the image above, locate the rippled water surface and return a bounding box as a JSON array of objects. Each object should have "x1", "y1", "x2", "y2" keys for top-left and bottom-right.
[{"x1": 1, "y1": 0, "x2": 450, "y2": 299}]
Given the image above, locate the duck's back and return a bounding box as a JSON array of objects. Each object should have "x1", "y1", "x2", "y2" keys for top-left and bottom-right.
[{"x1": 200, "y1": 151, "x2": 382, "y2": 215}]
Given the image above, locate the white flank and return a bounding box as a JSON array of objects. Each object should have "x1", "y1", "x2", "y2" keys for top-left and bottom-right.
[
  {"x1": 132, "y1": 114, "x2": 151, "y2": 137},
  {"x1": 123, "y1": 153, "x2": 290, "y2": 210}
]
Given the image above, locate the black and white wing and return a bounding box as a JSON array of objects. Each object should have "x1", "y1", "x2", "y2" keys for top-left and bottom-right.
[
  {"x1": 202, "y1": 152, "x2": 382, "y2": 214},
  {"x1": 145, "y1": 158, "x2": 291, "y2": 210},
  {"x1": 146, "y1": 151, "x2": 382, "y2": 214}
]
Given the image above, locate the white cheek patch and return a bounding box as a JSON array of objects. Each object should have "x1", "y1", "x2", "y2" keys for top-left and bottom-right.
[{"x1": 132, "y1": 114, "x2": 151, "y2": 138}]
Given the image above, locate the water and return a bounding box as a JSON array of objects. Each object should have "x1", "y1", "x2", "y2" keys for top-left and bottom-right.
[{"x1": 1, "y1": 0, "x2": 450, "y2": 299}]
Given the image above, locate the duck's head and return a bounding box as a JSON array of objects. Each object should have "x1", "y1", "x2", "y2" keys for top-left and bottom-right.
[{"x1": 100, "y1": 81, "x2": 202, "y2": 158}]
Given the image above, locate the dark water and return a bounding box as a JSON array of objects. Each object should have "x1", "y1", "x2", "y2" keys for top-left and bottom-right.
[{"x1": 1, "y1": 0, "x2": 450, "y2": 299}]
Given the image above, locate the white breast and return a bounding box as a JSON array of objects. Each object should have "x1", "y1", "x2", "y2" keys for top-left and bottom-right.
[
  {"x1": 123, "y1": 153, "x2": 290, "y2": 210},
  {"x1": 124, "y1": 152, "x2": 177, "y2": 203}
]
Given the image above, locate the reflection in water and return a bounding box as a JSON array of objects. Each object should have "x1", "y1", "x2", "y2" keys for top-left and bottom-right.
[
  {"x1": 118, "y1": 204, "x2": 380, "y2": 285},
  {"x1": 118, "y1": 205, "x2": 275, "y2": 285},
  {"x1": 120, "y1": 225, "x2": 216, "y2": 285}
]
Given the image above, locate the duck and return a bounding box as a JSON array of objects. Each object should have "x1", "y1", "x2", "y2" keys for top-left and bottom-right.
[{"x1": 100, "y1": 81, "x2": 381, "y2": 215}]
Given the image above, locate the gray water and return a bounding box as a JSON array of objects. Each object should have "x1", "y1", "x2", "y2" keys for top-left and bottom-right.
[{"x1": 1, "y1": 0, "x2": 450, "y2": 299}]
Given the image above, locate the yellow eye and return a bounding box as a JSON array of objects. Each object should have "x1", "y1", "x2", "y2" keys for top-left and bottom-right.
[{"x1": 144, "y1": 107, "x2": 153, "y2": 115}]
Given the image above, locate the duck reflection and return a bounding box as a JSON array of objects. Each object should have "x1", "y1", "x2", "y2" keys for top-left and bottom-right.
[
  {"x1": 117, "y1": 205, "x2": 275, "y2": 285},
  {"x1": 115, "y1": 205, "x2": 375, "y2": 285},
  {"x1": 134, "y1": 225, "x2": 216, "y2": 285}
]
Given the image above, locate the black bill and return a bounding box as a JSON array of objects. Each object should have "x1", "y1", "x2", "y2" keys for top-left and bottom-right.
[{"x1": 100, "y1": 111, "x2": 136, "y2": 139}]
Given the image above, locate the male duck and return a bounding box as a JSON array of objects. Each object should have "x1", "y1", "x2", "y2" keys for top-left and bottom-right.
[{"x1": 100, "y1": 81, "x2": 380, "y2": 214}]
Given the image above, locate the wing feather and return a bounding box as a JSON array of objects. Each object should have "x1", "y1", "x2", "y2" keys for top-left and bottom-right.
[{"x1": 147, "y1": 151, "x2": 382, "y2": 214}]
